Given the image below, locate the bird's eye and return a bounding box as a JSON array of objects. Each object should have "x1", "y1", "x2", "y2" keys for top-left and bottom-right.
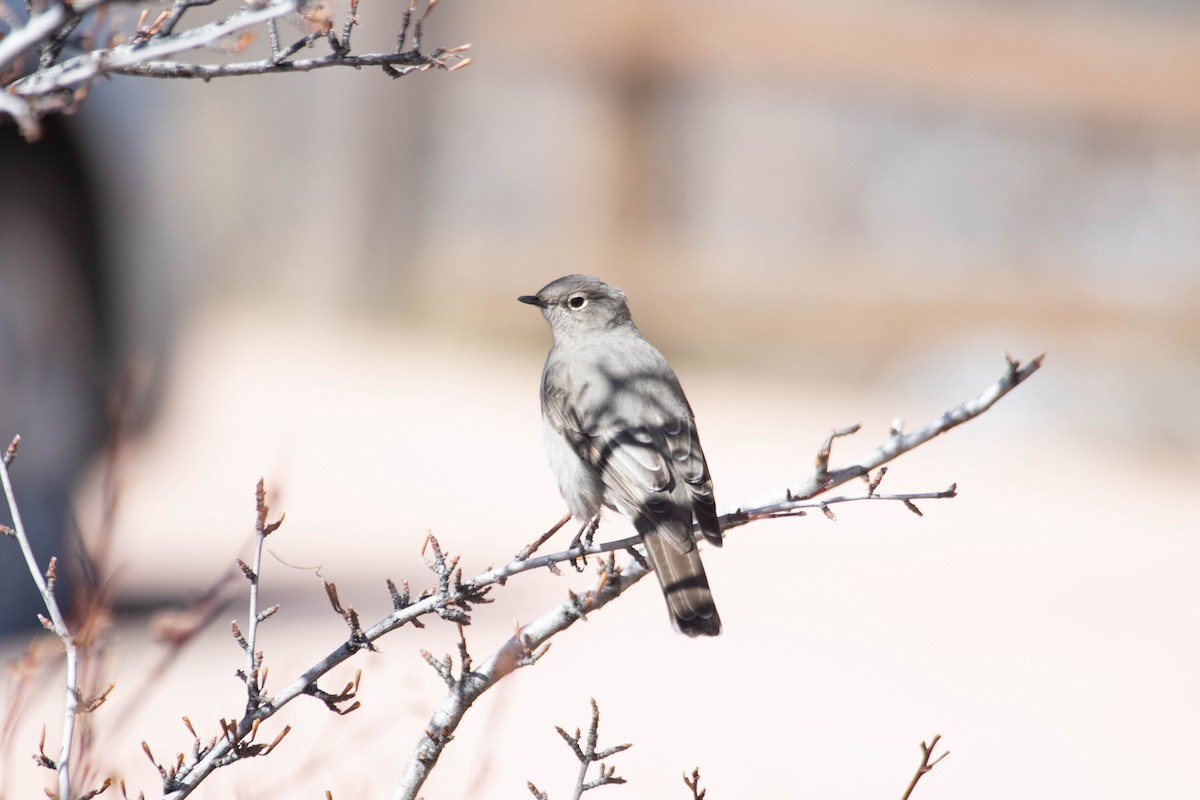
[{"x1": 567, "y1": 294, "x2": 588, "y2": 310}]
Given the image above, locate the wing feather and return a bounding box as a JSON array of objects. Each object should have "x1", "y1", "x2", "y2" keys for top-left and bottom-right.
[{"x1": 542, "y1": 357, "x2": 722, "y2": 548}]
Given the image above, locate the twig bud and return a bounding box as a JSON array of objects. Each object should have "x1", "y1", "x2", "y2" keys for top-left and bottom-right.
[{"x1": 3, "y1": 435, "x2": 19, "y2": 466}]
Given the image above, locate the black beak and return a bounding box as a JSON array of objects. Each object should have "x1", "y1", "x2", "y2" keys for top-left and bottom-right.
[{"x1": 518, "y1": 295, "x2": 543, "y2": 307}]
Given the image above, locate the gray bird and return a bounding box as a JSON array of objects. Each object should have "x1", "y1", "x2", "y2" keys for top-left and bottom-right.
[{"x1": 519, "y1": 275, "x2": 723, "y2": 636}]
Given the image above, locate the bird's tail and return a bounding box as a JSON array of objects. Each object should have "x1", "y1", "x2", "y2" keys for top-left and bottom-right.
[{"x1": 640, "y1": 524, "x2": 721, "y2": 637}]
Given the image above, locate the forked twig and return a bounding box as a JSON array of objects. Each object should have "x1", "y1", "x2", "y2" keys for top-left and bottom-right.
[
  {"x1": 900, "y1": 734, "x2": 950, "y2": 800},
  {"x1": 526, "y1": 698, "x2": 631, "y2": 800}
]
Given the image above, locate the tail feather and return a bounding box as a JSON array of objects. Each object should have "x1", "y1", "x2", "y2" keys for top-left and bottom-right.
[{"x1": 640, "y1": 524, "x2": 721, "y2": 637}]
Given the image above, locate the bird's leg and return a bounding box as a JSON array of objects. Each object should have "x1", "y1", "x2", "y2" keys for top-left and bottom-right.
[
  {"x1": 582, "y1": 516, "x2": 599, "y2": 549},
  {"x1": 567, "y1": 515, "x2": 600, "y2": 572},
  {"x1": 515, "y1": 512, "x2": 572, "y2": 561}
]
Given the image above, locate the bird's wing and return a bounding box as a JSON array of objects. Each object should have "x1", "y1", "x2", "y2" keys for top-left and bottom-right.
[
  {"x1": 595, "y1": 424, "x2": 694, "y2": 552},
  {"x1": 542, "y1": 359, "x2": 722, "y2": 549},
  {"x1": 661, "y1": 417, "x2": 723, "y2": 547},
  {"x1": 541, "y1": 367, "x2": 590, "y2": 450}
]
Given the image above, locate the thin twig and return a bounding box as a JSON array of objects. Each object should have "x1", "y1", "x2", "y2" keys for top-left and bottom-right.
[
  {"x1": 900, "y1": 734, "x2": 949, "y2": 800},
  {"x1": 242, "y1": 480, "x2": 276, "y2": 710},
  {"x1": 0, "y1": 436, "x2": 79, "y2": 800},
  {"x1": 729, "y1": 353, "x2": 1045, "y2": 524},
  {"x1": 525, "y1": 698, "x2": 630, "y2": 799},
  {"x1": 266, "y1": 17, "x2": 281, "y2": 56},
  {"x1": 339, "y1": 0, "x2": 358, "y2": 53},
  {"x1": 158, "y1": 0, "x2": 219, "y2": 37},
  {"x1": 516, "y1": 512, "x2": 571, "y2": 561}
]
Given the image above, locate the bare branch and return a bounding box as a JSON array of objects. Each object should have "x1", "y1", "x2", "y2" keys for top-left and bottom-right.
[
  {"x1": 150, "y1": 354, "x2": 1037, "y2": 799},
  {"x1": 240, "y1": 478, "x2": 280, "y2": 711},
  {"x1": 726, "y1": 353, "x2": 1044, "y2": 528},
  {"x1": 386, "y1": 355, "x2": 1040, "y2": 798},
  {"x1": 524, "y1": 699, "x2": 634, "y2": 800},
  {"x1": 387, "y1": 566, "x2": 601, "y2": 800},
  {"x1": 0, "y1": 435, "x2": 80, "y2": 800},
  {"x1": 682, "y1": 767, "x2": 706, "y2": 799},
  {"x1": 1, "y1": 0, "x2": 469, "y2": 136},
  {"x1": 900, "y1": 734, "x2": 950, "y2": 800},
  {"x1": 560, "y1": 699, "x2": 630, "y2": 798},
  {"x1": 11, "y1": 0, "x2": 299, "y2": 98},
  {"x1": 302, "y1": 670, "x2": 362, "y2": 715},
  {"x1": 0, "y1": 0, "x2": 77, "y2": 73}
]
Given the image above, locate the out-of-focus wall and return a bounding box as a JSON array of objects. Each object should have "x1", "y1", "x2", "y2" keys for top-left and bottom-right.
[{"x1": 79, "y1": 0, "x2": 1200, "y2": 452}]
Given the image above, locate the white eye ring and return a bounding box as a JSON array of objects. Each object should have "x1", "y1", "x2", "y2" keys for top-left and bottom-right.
[{"x1": 567, "y1": 294, "x2": 588, "y2": 310}]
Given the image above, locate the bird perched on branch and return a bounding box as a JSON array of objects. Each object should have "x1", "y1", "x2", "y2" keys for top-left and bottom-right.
[{"x1": 519, "y1": 275, "x2": 723, "y2": 636}]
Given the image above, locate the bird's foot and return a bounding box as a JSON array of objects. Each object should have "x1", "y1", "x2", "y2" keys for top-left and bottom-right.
[{"x1": 567, "y1": 515, "x2": 600, "y2": 572}]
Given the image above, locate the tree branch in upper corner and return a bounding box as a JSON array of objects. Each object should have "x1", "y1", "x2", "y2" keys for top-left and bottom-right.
[{"x1": 0, "y1": 0, "x2": 470, "y2": 140}]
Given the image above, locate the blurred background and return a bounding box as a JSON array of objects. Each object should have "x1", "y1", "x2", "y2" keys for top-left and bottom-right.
[{"x1": 1, "y1": 0, "x2": 1198, "y2": 797}]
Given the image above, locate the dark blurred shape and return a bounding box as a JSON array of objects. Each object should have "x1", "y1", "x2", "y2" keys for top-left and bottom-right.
[{"x1": 0, "y1": 115, "x2": 113, "y2": 636}]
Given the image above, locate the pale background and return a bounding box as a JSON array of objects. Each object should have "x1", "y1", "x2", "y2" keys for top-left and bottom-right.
[{"x1": 2, "y1": 1, "x2": 1199, "y2": 798}]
